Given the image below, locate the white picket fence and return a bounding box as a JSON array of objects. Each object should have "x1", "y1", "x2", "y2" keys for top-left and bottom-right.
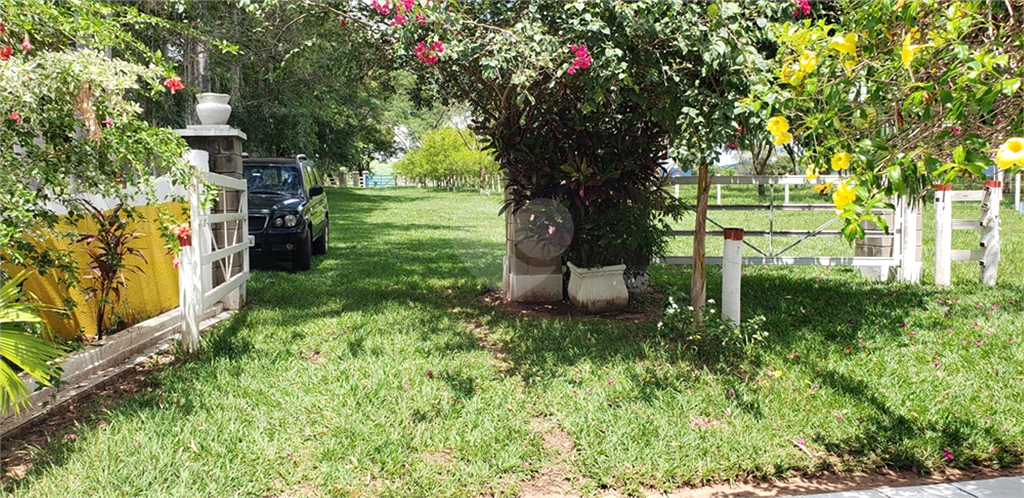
[{"x1": 178, "y1": 150, "x2": 249, "y2": 351}]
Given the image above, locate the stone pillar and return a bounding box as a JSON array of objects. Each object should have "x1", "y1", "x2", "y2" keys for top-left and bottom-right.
[
  {"x1": 174, "y1": 126, "x2": 248, "y2": 310},
  {"x1": 503, "y1": 200, "x2": 564, "y2": 303}
]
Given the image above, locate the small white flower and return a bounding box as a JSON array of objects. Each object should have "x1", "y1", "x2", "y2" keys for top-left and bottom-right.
[{"x1": 657, "y1": 321, "x2": 664, "y2": 328}]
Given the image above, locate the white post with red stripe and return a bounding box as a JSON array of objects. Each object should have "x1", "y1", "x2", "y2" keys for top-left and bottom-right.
[
  {"x1": 980, "y1": 177, "x2": 1002, "y2": 286},
  {"x1": 722, "y1": 228, "x2": 743, "y2": 327},
  {"x1": 933, "y1": 184, "x2": 953, "y2": 286}
]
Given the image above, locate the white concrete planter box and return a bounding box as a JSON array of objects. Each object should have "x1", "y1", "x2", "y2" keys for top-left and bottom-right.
[{"x1": 567, "y1": 262, "x2": 629, "y2": 314}]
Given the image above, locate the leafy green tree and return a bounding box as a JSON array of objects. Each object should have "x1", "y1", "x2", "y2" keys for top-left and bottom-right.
[
  {"x1": 757, "y1": 0, "x2": 1022, "y2": 238},
  {"x1": 1, "y1": 0, "x2": 192, "y2": 288},
  {"x1": 378, "y1": 0, "x2": 780, "y2": 317},
  {"x1": 131, "y1": 1, "x2": 405, "y2": 175},
  {"x1": 393, "y1": 127, "x2": 499, "y2": 188}
]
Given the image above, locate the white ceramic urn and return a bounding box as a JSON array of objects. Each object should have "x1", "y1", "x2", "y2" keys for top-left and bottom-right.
[
  {"x1": 567, "y1": 262, "x2": 629, "y2": 314},
  {"x1": 195, "y1": 93, "x2": 231, "y2": 126}
]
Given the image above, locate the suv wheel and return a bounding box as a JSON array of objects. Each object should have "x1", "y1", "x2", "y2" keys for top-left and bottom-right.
[
  {"x1": 312, "y1": 219, "x2": 329, "y2": 255},
  {"x1": 293, "y1": 228, "x2": 312, "y2": 271}
]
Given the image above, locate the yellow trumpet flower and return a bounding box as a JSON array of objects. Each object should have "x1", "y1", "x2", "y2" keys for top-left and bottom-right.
[
  {"x1": 798, "y1": 51, "x2": 818, "y2": 74},
  {"x1": 996, "y1": 137, "x2": 1024, "y2": 170},
  {"x1": 829, "y1": 33, "x2": 858, "y2": 58},
  {"x1": 832, "y1": 182, "x2": 856, "y2": 210},
  {"x1": 901, "y1": 28, "x2": 930, "y2": 69},
  {"x1": 831, "y1": 152, "x2": 852, "y2": 171}
]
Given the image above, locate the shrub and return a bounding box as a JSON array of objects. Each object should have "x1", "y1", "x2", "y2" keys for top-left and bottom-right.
[{"x1": 658, "y1": 296, "x2": 769, "y2": 361}]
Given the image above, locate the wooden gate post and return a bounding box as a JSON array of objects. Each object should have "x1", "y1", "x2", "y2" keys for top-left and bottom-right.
[
  {"x1": 896, "y1": 196, "x2": 922, "y2": 283},
  {"x1": 933, "y1": 184, "x2": 953, "y2": 286},
  {"x1": 980, "y1": 176, "x2": 1002, "y2": 286}
]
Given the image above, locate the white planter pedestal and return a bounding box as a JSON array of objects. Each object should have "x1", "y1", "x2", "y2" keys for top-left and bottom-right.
[{"x1": 567, "y1": 262, "x2": 629, "y2": 314}]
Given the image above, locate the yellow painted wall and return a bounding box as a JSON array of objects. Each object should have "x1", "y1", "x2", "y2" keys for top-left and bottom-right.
[{"x1": 4, "y1": 203, "x2": 187, "y2": 340}]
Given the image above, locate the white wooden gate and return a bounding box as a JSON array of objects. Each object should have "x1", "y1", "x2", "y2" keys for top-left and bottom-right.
[
  {"x1": 179, "y1": 150, "x2": 249, "y2": 351},
  {"x1": 664, "y1": 175, "x2": 907, "y2": 276},
  {"x1": 933, "y1": 176, "x2": 1002, "y2": 286}
]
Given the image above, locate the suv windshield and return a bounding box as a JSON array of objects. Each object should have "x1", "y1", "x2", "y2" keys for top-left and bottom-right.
[{"x1": 244, "y1": 165, "x2": 304, "y2": 196}]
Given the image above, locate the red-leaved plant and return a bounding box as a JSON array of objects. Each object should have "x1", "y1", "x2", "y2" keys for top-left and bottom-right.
[{"x1": 76, "y1": 201, "x2": 147, "y2": 339}]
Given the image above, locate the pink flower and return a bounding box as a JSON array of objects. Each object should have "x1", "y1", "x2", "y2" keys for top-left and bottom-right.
[
  {"x1": 416, "y1": 13, "x2": 426, "y2": 25},
  {"x1": 390, "y1": 14, "x2": 407, "y2": 26},
  {"x1": 973, "y1": 321, "x2": 979, "y2": 328},
  {"x1": 943, "y1": 449, "x2": 955, "y2": 461},
  {"x1": 21, "y1": 37, "x2": 32, "y2": 54},
  {"x1": 792, "y1": 0, "x2": 811, "y2": 17},
  {"x1": 103, "y1": 117, "x2": 114, "y2": 128},
  {"x1": 0, "y1": 45, "x2": 12, "y2": 61},
  {"x1": 608, "y1": 379, "x2": 615, "y2": 385},
  {"x1": 8, "y1": 111, "x2": 22, "y2": 125},
  {"x1": 163, "y1": 76, "x2": 185, "y2": 94},
  {"x1": 934, "y1": 361, "x2": 941, "y2": 368},
  {"x1": 975, "y1": 339, "x2": 983, "y2": 345},
  {"x1": 836, "y1": 413, "x2": 843, "y2": 421},
  {"x1": 909, "y1": 331, "x2": 917, "y2": 336},
  {"x1": 415, "y1": 40, "x2": 443, "y2": 65},
  {"x1": 66, "y1": 433, "x2": 78, "y2": 441},
  {"x1": 951, "y1": 125, "x2": 962, "y2": 136},
  {"x1": 567, "y1": 44, "x2": 592, "y2": 74},
  {"x1": 727, "y1": 389, "x2": 734, "y2": 397},
  {"x1": 727, "y1": 143, "x2": 738, "y2": 150},
  {"x1": 724, "y1": 408, "x2": 732, "y2": 416},
  {"x1": 693, "y1": 418, "x2": 708, "y2": 427},
  {"x1": 795, "y1": 438, "x2": 806, "y2": 446},
  {"x1": 811, "y1": 385, "x2": 819, "y2": 391},
  {"x1": 400, "y1": 0, "x2": 415, "y2": 12},
  {"x1": 372, "y1": 0, "x2": 390, "y2": 15},
  {"x1": 172, "y1": 256, "x2": 180, "y2": 269}
]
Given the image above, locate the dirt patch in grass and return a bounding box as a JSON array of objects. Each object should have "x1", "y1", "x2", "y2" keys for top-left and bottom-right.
[
  {"x1": 481, "y1": 290, "x2": 663, "y2": 324},
  {"x1": 0, "y1": 351, "x2": 173, "y2": 482},
  {"x1": 304, "y1": 350, "x2": 324, "y2": 364},
  {"x1": 519, "y1": 417, "x2": 582, "y2": 498}
]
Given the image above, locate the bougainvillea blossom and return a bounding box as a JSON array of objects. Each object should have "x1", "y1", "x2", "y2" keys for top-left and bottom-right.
[
  {"x1": 399, "y1": 0, "x2": 415, "y2": 12},
  {"x1": 390, "y1": 14, "x2": 407, "y2": 26},
  {"x1": 20, "y1": 37, "x2": 32, "y2": 54},
  {"x1": 416, "y1": 13, "x2": 426, "y2": 25},
  {"x1": 0, "y1": 45, "x2": 12, "y2": 61},
  {"x1": 415, "y1": 40, "x2": 444, "y2": 65},
  {"x1": 9, "y1": 111, "x2": 22, "y2": 125},
  {"x1": 163, "y1": 76, "x2": 185, "y2": 94},
  {"x1": 372, "y1": 0, "x2": 390, "y2": 16},
  {"x1": 792, "y1": 0, "x2": 811, "y2": 18},
  {"x1": 567, "y1": 44, "x2": 592, "y2": 74}
]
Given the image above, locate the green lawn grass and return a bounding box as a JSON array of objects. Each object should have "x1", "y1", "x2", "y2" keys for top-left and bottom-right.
[{"x1": 3, "y1": 186, "x2": 1021, "y2": 497}]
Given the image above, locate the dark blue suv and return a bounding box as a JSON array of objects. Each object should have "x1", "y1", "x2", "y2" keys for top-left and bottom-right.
[{"x1": 243, "y1": 156, "x2": 329, "y2": 271}]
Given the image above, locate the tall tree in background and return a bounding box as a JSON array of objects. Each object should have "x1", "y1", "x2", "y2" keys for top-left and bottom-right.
[{"x1": 130, "y1": 1, "x2": 404, "y2": 174}]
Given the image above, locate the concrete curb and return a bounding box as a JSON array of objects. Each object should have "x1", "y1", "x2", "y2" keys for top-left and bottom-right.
[{"x1": 1, "y1": 305, "x2": 229, "y2": 434}]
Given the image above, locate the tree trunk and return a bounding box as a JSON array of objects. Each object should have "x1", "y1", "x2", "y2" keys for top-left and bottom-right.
[{"x1": 691, "y1": 162, "x2": 711, "y2": 325}]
